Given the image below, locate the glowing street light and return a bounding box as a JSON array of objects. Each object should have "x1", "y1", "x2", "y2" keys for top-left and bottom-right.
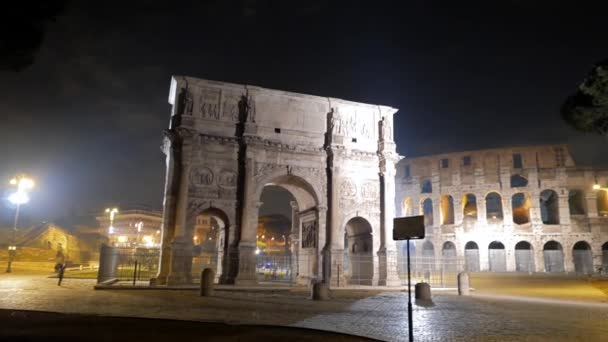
[
  {"x1": 6, "y1": 174, "x2": 35, "y2": 273},
  {"x1": 593, "y1": 183, "x2": 602, "y2": 191},
  {"x1": 135, "y1": 221, "x2": 143, "y2": 245},
  {"x1": 105, "y1": 207, "x2": 119, "y2": 234}
]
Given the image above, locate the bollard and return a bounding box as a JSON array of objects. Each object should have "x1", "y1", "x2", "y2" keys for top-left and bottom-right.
[
  {"x1": 200, "y1": 268, "x2": 215, "y2": 297},
  {"x1": 458, "y1": 272, "x2": 470, "y2": 296},
  {"x1": 311, "y1": 280, "x2": 329, "y2": 300},
  {"x1": 415, "y1": 282, "x2": 431, "y2": 301}
]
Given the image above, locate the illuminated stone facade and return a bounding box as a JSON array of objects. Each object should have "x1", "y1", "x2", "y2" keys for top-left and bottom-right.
[
  {"x1": 157, "y1": 76, "x2": 399, "y2": 286},
  {"x1": 396, "y1": 145, "x2": 608, "y2": 274}
]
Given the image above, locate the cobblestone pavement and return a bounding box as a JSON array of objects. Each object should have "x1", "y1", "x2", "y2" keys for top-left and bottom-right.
[{"x1": 1, "y1": 274, "x2": 608, "y2": 341}]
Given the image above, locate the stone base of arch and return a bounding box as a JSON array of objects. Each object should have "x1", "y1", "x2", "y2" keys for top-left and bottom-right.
[
  {"x1": 219, "y1": 245, "x2": 239, "y2": 284},
  {"x1": 329, "y1": 249, "x2": 347, "y2": 287},
  {"x1": 166, "y1": 237, "x2": 194, "y2": 285},
  {"x1": 234, "y1": 243, "x2": 258, "y2": 286},
  {"x1": 377, "y1": 249, "x2": 401, "y2": 287}
]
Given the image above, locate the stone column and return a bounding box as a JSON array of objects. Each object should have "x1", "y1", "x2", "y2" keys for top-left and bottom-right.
[
  {"x1": 585, "y1": 192, "x2": 599, "y2": 218},
  {"x1": 317, "y1": 206, "x2": 329, "y2": 283},
  {"x1": 167, "y1": 139, "x2": 194, "y2": 285},
  {"x1": 534, "y1": 241, "x2": 544, "y2": 272},
  {"x1": 219, "y1": 224, "x2": 238, "y2": 284},
  {"x1": 329, "y1": 167, "x2": 346, "y2": 287},
  {"x1": 564, "y1": 242, "x2": 575, "y2": 273},
  {"x1": 505, "y1": 240, "x2": 516, "y2": 272},
  {"x1": 479, "y1": 240, "x2": 489, "y2": 272},
  {"x1": 477, "y1": 197, "x2": 488, "y2": 226},
  {"x1": 558, "y1": 193, "x2": 571, "y2": 231},
  {"x1": 155, "y1": 131, "x2": 180, "y2": 285},
  {"x1": 235, "y1": 158, "x2": 258, "y2": 286},
  {"x1": 289, "y1": 201, "x2": 300, "y2": 282},
  {"x1": 502, "y1": 194, "x2": 513, "y2": 229},
  {"x1": 378, "y1": 164, "x2": 400, "y2": 287},
  {"x1": 453, "y1": 195, "x2": 464, "y2": 226}
]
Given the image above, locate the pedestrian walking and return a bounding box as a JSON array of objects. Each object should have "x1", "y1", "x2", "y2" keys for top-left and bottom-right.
[{"x1": 57, "y1": 263, "x2": 66, "y2": 286}]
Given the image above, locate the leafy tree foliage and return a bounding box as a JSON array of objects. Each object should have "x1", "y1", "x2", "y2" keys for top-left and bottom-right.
[{"x1": 561, "y1": 59, "x2": 608, "y2": 136}]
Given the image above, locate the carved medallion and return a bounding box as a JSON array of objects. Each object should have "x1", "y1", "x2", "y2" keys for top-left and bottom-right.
[
  {"x1": 218, "y1": 170, "x2": 237, "y2": 188},
  {"x1": 340, "y1": 179, "x2": 357, "y2": 198},
  {"x1": 190, "y1": 167, "x2": 214, "y2": 186}
]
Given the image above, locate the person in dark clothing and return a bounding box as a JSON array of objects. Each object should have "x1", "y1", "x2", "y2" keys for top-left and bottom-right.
[{"x1": 57, "y1": 263, "x2": 66, "y2": 286}]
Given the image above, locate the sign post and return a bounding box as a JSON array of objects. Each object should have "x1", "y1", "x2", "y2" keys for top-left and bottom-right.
[{"x1": 393, "y1": 216, "x2": 425, "y2": 342}]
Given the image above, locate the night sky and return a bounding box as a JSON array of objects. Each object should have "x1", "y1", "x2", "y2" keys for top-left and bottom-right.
[{"x1": 2, "y1": 1, "x2": 608, "y2": 223}]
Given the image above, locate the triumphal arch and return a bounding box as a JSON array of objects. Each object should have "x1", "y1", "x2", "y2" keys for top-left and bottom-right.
[{"x1": 155, "y1": 76, "x2": 400, "y2": 287}]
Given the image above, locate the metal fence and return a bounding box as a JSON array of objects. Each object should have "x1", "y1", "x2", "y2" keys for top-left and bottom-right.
[
  {"x1": 255, "y1": 254, "x2": 295, "y2": 283},
  {"x1": 397, "y1": 256, "x2": 465, "y2": 288},
  {"x1": 97, "y1": 246, "x2": 159, "y2": 285}
]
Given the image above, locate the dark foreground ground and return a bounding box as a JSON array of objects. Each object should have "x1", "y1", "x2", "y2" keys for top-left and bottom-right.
[
  {"x1": 0, "y1": 309, "x2": 375, "y2": 342},
  {"x1": 2, "y1": 273, "x2": 608, "y2": 341}
]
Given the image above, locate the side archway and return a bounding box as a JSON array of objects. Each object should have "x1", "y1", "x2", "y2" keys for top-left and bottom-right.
[
  {"x1": 191, "y1": 207, "x2": 231, "y2": 283},
  {"x1": 488, "y1": 241, "x2": 506, "y2": 272},
  {"x1": 540, "y1": 190, "x2": 560, "y2": 224},
  {"x1": 543, "y1": 241, "x2": 564, "y2": 272},
  {"x1": 514, "y1": 241, "x2": 534, "y2": 272},
  {"x1": 344, "y1": 217, "x2": 373, "y2": 286},
  {"x1": 572, "y1": 241, "x2": 593, "y2": 275},
  {"x1": 442, "y1": 241, "x2": 457, "y2": 272},
  {"x1": 485, "y1": 192, "x2": 503, "y2": 220},
  {"x1": 464, "y1": 241, "x2": 480, "y2": 272}
]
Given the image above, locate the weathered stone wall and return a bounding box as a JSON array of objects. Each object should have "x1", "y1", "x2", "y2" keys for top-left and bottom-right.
[
  {"x1": 158, "y1": 76, "x2": 400, "y2": 286},
  {"x1": 396, "y1": 145, "x2": 608, "y2": 273}
]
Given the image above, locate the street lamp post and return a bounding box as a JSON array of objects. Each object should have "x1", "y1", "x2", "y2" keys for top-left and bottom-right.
[
  {"x1": 6, "y1": 175, "x2": 34, "y2": 273},
  {"x1": 135, "y1": 221, "x2": 143, "y2": 246},
  {"x1": 105, "y1": 207, "x2": 118, "y2": 234}
]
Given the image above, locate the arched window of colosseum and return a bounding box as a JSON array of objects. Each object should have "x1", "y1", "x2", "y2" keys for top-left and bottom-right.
[
  {"x1": 462, "y1": 194, "x2": 478, "y2": 220},
  {"x1": 421, "y1": 198, "x2": 434, "y2": 226},
  {"x1": 540, "y1": 189, "x2": 559, "y2": 224},
  {"x1": 568, "y1": 190, "x2": 586, "y2": 215},
  {"x1": 597, "y1": 190, "x2": 608, "y2": 217},
  {"x1": 402, "y1": 197, "x2": 413, "y2": 216},
  {"x1": 440, "y1": 195, "x2": 455, "y2": 225},
  {"x1": 485, "y1": 192, "x2": 503, "y2": 220},
  {"x1": 421, "y1": 179, "x2": 432, "y2": 194},
  {"x1": 512, "y1": 193, "x2": 531, "y2": 225},
  {"x1": 510, "y1": 174, "x2": 528, "y2": 188}
]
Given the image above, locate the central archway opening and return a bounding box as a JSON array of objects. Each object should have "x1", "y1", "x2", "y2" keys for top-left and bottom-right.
[
  {"x1": 257, "y1": 186, "x2": 296, "y2": 283},
  {"x1": 344, "y1": 217, "x2": 373, "y2": 285},
  {"x1": 191, "y1": 208, "x2": 229, "y2": 283}
]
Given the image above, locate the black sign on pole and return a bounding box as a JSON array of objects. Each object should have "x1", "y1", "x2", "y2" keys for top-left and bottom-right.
[{"x1": 393, "y1": 216, "x2": 425, "y2": 342}]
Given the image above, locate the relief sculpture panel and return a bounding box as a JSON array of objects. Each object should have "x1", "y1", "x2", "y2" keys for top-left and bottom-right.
[{"x1": 302, "y1": 220, "x2": 318, "y2": 248}]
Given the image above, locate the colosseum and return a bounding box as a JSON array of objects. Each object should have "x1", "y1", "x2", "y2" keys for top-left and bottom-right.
[{"x1": 395, "y1": 144, "x2": 608, "y2": 277}]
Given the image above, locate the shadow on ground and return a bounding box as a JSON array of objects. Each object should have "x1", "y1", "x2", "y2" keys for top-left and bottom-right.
[{"x1": 0, "y1": 309, "x2": 377, "y2": 342}]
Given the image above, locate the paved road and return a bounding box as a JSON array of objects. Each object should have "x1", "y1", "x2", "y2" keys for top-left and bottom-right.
[{"x1": 1, "y1": 274, "x2": 608, "y2": 341}]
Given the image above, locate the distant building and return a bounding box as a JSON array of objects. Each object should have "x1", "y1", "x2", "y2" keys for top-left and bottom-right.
[
  {"x1": 0, "y1": 222, "x2": 106, "y2": 264},
  {"x1": 96, "y1": 207, "x2": 162, "y2": 248},
  {"x1": 395, "y1": 144, "x2": 608, "y2": 275}
]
